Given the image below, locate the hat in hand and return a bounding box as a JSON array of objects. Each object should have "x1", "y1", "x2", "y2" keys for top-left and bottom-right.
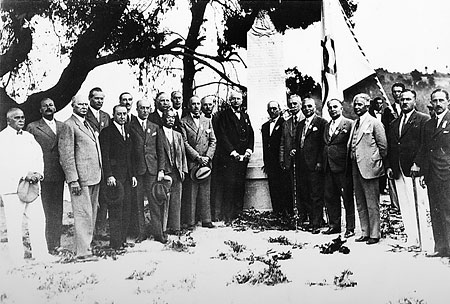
[
  {"x1": 17, "y1": 179, "x2": 40, "y2": 203},
  {"x1": 102, "y1": 180, "x2": 124, "y2": 206},
  {"x1": 190, "y1": 164, "x2": 211, "y2": 183},
  {"x1": 151, "y1": 175, "x2": 173, "y2": 205}
]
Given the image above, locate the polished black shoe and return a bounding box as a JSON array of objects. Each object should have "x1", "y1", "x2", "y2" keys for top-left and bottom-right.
[
  {"x1": 344, "y1": 230, "x2": 355, "y2": 238},
  {"x1": 202, "y1": 222, "x2": 216, "y2": 228},
  {"x1": 355, "y1": 236, "x2": 369, "y2": 242},
  {"x1": 322, "y1": 227, "x2": 341, "y2": 235},
  {"x1": 426, "y1": 251, "x2": 447, "y2": 258},
  {"x1": 366, "y1": 238, "x2": 379, "y2": 245}
]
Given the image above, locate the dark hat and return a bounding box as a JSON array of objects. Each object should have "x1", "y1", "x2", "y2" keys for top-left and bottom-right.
[
  {"x1": 102, "y1": 180, "x2": 124, "y2": 205},
  {"x1": 190, "y1": 164, "x2": 211, "y2": 183},
  {"x1": 17, "y1": 179, "x2": 39, "y2": 203},
  {"x1": 151, "y1": 175, "x2": 173, "y2": 205}
]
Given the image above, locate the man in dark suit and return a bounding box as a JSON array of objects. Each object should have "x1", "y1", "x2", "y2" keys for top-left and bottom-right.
[
  {"x1": 26, "y1": 98, "x2": 65, "y2": 252},
  {"x1": 119, "y1": 92, "x2": 137, "y2": 124},
  {"x1": 261, "y1": 101, "x2": 291, "y2": 215},
  {"x1": 149, "y1": 92, "x2": 182, "y2": 133},
  {"x1": 386, "y1": 89, "x2": 430, "y2": 248},
  {"x1": 418, "y1": 89, "x2": 450, "y2": 257},
  {"x1": 181, "y1": 96, "x2": 216, "y2": 229},
  {"x1": 129, "y1": 99, "x2": 166, "y2": 243},
  {"x1": 349, "y1": 93, "x2": 387, "y2": 245},
  {"x1": 215, "y1": 90, "x2": 254, "y2": 223},
  {"x1": 322, "y1": 99, "x2": 355, "y2": 237},
  {"x1": 59, "y1": 95, "x2": 102, "y2": 261},
  {"x1": 99, "y1": 105, "x2": 137, "y2": 249},
  {"x1": 279, "y1": 95, "x2": 304, "y2": 220},
  {"x1": 292, "y1": 97, "x2": 327, "y2": 234},
  {"x1": 160, "y1": 108, "x2": 188, "y2": 233}
]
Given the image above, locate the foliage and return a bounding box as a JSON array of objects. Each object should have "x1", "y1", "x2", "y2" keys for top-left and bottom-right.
[{"x1": 285, "y1": 67, "x2": 321, "y2": 99}]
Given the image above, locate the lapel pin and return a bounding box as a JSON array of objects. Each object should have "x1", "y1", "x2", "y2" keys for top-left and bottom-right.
[{"x1": 443, "y1": 121, "x2": 448, "y2": 129}]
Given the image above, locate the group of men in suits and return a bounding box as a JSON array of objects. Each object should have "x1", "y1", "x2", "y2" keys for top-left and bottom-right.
[{"x1": 262, "y1": 86, "x2": 450, "y2": 251}]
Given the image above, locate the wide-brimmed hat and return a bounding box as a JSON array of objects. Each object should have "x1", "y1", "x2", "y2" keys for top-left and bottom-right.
[
  {"x1": 151, "y1": 175, "x2": 173, "y2": 205},
  {"x1": 190, "y1": 164, "x2": 211, "y2": 183},
  {"x1": 17, "y1": 179, "x2": 40, "y2": 203},
  {"x1": 102, "y1": 180, "x2": 124, "y2": 205}
]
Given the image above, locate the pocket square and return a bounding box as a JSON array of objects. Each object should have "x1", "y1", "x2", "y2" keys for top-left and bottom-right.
[{"x1": 151, "y1": 131, "x2": 157, "y2": 136}]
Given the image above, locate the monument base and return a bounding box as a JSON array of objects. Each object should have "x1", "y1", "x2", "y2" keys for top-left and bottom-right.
[{"x1": 244, "y1": 165, "x2": 272, "y2": 211}]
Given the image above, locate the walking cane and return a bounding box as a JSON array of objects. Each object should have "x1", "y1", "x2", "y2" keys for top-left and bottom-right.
[
  {"x1": 412, "y1": 176, "x2": 422, "y2": 251},
  {"x1": 292, "y1": 156, "x2": 299, "y2": 232}
]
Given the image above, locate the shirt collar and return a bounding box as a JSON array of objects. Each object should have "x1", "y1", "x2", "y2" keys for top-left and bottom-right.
[
  {"x1": 437, "y1": 109, "x2": 449, "y2": 122},
  {"x1": 332, "y1": 115, "x2": 342, "y2": 126},
  {"x1": 43, "y1": 117, "x2": 55, "y2": 124},
  {"x1": 113, "y1": 121, "x2": 124, "y2": 133},
  {"x1": 73, "y1": 113, "x2": 85, "y2": 123}
]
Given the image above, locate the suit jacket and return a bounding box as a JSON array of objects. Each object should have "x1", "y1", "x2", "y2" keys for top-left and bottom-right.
[
  {"x1": 387, "y1": 110, "x2": 430, "y2": 179},
  {"x1": 26, "y1": 118, "x2": 65, "y2": 182},
  {"x1": 323, "y1": 116, "x2": 353, "y2": 174},
  {"x1": 160, "y1": 128, "x2": 188, "y2": 179},
  {"x1": 295, "y1": 115, "x2": 327, "y2": 171},
  {"x1": 215, "y1": 108, "x2": 254, "y2": 162},
  {"x1": 85, "y1": 108, "x2": 110, "y2": 135},
  {"x1": 262, "y1": 116, "x2": 284, "y2": 173},
  {"x1": 348, "y1": 113, "x2": 387, "y2": 179},
  {"x1": 58, "y1": 115, "x2": 102, "y2": 186},
  {"x1": 148, "y1": 110, "x2": 182, "y2": 133},
  {"x1": 99, "y1": 123, "x2": 134, "y2": 181},
  {"x1": 418, "y1": 110, "x2": 450, "y2": 181},
  {"x1": 279, "y1": 115, "x2": 299, "y2": 169},
  {"x1": 129, "y1": 118, "x2": 165, "y2": 176},
  {"x1": 181, "y1": 114, "x2": 216, "y2": 170}
]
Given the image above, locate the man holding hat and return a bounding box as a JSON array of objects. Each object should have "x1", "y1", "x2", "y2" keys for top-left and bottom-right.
[
  {"x1": 99, "y1": 104, "x2": 137, "y2": 249},
  {"x1": 181, "y1": 96, "x2": 216, "y2": 229}
]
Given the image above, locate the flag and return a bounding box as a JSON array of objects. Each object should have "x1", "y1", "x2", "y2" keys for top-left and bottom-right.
[{"x1": 321, "y1": 0, "x2": 376, "y2": 120}]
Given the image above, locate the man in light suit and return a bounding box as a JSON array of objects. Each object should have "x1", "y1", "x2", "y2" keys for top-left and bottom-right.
[
  {"x1": 292, "y1": 97, "x2": 327, "y2": 234},
  {"x1": 418, "y1": 89, "x2": 450, "y2": 257},
  {"x1": 59, "y1": 95, "x2": 102, "y2": 261},
  {"x1": 279, "y1": 95, "x2": 304, "y2": 220},
  {"x1": 27, "y1": 98, "x2": 65, "y2": 252},
  {"x1": 349, "y1": 93, "x2": 387, "y2": 245},
  {"x1": 262, "y1": 101, "x2": 291, "y2": 215},
  {"x1": 159, "y1": 108, "x2": 188, "y2": 233},
  {"x1": 322, "y1": 99, "x2": 355, "y2": 238},
  {"x1": 129, "y1": 99, "x2": 165, "y2": 243},
  {"x1": 181, "y1": 96, "x2": 216, "y2": 229}
]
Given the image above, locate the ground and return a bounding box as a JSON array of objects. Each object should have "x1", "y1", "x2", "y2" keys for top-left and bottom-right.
[{"x1": 1, "y1": 196, "x2": 449, "y2": 304}]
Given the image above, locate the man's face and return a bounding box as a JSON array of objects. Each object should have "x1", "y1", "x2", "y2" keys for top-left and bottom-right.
[
  {"x1": 119, "y1": 93, "x2": 133, "y2": 113},
  {"x1": 40, "y1": 98, "x2": 56, "y2": 120},
  {"x1": 229, "y1": 91, "x2": 243, "y2": 110},
  {"x1": 302, "y1": 98, "x2": 316, "y2": 118},
  {"x1": 392, "y1": 86, "x2": 403, "y2": 103},
  {"x1": 201, "y1": 98, "x2": 214, "y2": 116},
  {"x1": 113, "y1": 106, "x2": 127, "y2": 125},
  {"x1": 7, "y1": 109, "x2": 25, "y2": 131},
  {"x1": 189, "y1": 97, "x2": 201, "y2": 115},
  {"x1": 136, "y1": 101, "x2": 151, "y2": 120},
  {"x1": 327, "y1": 100, "x2": 342, "y2": 120},
  {"x1": 267, "y1": 101, "x2": 280, "y2": 120},
  {"x1": 400, "y1": 91, "x2": 415, "y2": 114},
  {"x1": 374, "y1": 99, "x2": 383, "y2": 111},
  {"x1": 353, "y1": 97, "x2": 368, "y2": 117},
  {"x1": 287, "y1": 96, "x2": 301, "y2": 115},
  {"x1": 89, "y1": 91, "x2": 105, "y2": 110},
  {"x1": 431, "y1": 91, "x2": 449, "y2": 115},
  {"x1": 156, "y1": 93, "x2": 171, "y2": 112},
  {"x1": 163, "y1": 112, "x2": 176, "y2": 128},
  {"x1": 171, "y1": 92, "x2": 183, "y2": 110},
  {"x1": 72, "y1": 98, "x2": 89, "y2": 117}
]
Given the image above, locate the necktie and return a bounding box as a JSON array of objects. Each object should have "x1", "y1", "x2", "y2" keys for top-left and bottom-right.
[
  {"x1": 142, "y1": 121, "x2": 146, "y2": 131},
  {"x1": 329, "y1": 120, "x2": 336, "y2": 137},
  {"x1": 300, "y1": 119, "x2": 309, "y2": 149},
  {"x1": 400, "y1": 114, "x2": 408, "y2": 134},
  {"x1": 293, "y1": 115, "x2": 298, "y2": 126},
  {"x1": 84, "y1": 121, "x2": 93, "y2": 135},
  {"x1": 121, "y1": 125, "x2": 126, "y2": 140},
  {"x1": 350, "y1": 119, "x2": 360, "y2": 159}
]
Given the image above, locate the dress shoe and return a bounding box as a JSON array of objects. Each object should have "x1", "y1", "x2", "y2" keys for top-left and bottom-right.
[
  {"x1": 76, "y1": 254, "x2": 99, "y2": 262},
  {"x1": 202, "y1": 222, "x2": 216, "y2": 228},
  {"x1": 355, "y1": 236, "x2": 369, "y2": 242},
  {"x1": 426, "y1": 251, "x2": 447, "y2": 258},
  {"x1": 155, "y1": 236, "x2": 169, "y2": 244},
  {"x1": 322, "y1": 227, "x2": 341, "y2": 235},
  {"x1": 311, "y1": 228, "x2": 320, "y2": 234},
  {"x1": 344, "y1": 230, "x2": 355, "y2": 238},
  {"x1": 135, "y1": 235, "x2": 147, "y2": 243},
  {"x1": 366, "y1": 238, "x2": 379, "y2": 245}
]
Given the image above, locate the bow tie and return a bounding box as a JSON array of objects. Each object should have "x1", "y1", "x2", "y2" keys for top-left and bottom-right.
[
  {"x1": 17, "y1": 130, "x2": 23, "y2": 135},
  {"x1": 193, "y1": 115, "x2": 200, "y2": 119}
]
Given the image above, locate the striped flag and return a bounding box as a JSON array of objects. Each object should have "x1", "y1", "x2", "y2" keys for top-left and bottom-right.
[{"x1": 321, "y1": 0, "x2": 376, "y2": 120}]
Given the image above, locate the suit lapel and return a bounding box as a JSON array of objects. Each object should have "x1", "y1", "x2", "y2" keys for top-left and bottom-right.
[
  {"x1": 400, "y1": 112, "x2": 415, "y2": 138},
  {"x1": 304, "y1": 116, "x2": 317, "y2": 138},
  {"x1": 433, "y1": 111, "x2": 450, "y2": 137},
  {"x1": 73, "y1": 115, "x2": 95, "y2": 142},
  {"x1": 37, "y1": 119, "x2": 56, "y2": 140},
  {"x1": 355, "y1": 116, "x2": 370, "y2": 145},
  {"x1": 329, "y1": 119, "x2": 344, "y2": 143}
]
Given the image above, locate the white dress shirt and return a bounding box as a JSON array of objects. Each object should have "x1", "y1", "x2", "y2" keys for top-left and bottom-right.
[
  {"x1": 163, "y1": 126, "x2": 174, "y2": 144},
  {"x1": 43, "y1": 117, "x2": 57, "y2": 134},
  {"x1": 436, "y1": 109, "x2": 449, "y2": 128}
]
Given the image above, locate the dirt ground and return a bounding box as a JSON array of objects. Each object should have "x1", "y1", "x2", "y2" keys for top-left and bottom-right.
[{"x1": 1, "y1": 196, "x2": 450, "y2": 304}]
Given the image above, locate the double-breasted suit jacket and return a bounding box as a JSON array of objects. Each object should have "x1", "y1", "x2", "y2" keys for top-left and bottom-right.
[
  {"x1": 85, "y1": 108, "x2": 110, "y2": 135},
  {"x1": 279, "y1": 115, "x2": 298, "y2": 170},
  {"x1": 27, "y1": 118, "x2": 65, "y2": 250}
]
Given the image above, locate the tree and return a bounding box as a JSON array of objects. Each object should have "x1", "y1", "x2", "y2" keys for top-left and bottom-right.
[{"x1": 285, "y1": 67, "x2": 321, "y2": 99}]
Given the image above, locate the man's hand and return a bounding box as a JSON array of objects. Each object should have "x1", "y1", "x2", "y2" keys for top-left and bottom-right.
[
  {"x1": 25, "y1": 172, "x2": 43, "y2": 184},
  {"x1": 289, "y1": 149, "x2": 296, "y2": 157},
  {"x1": 410, "y1": 163, "x2": 420, "y2": 178},
  {"x1": 244, "y1": 149, "x2": 252, "y2": 160},
  {"x1": 69, "y1": 181, "x2": 82, "y2": 196},
  {"x1": 386, "y1": 168, "x2": 394, "y2": 179},
  {"x1": 157, "y1": 170, "x2": 164, "y2": 182},
  {"x1": 419, "y1": 176, "x2": 426, "y2": 188},
  {"x1": 131, "y1": 177, "x2": 137, "y2": 188},
  {"x1": 106, "y1": 176, "x2": 117, "y2": 187},
  {"x1": 198, "y1": 156, "x2": 209, "y2": 166},
  {"x1": 230, "y1": 150, "x2": 240, "y2": 161}
]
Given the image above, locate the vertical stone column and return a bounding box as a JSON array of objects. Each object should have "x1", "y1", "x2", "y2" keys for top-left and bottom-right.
[{"x1": 244, "y1": 11, "x2": 286, "y2": 210}]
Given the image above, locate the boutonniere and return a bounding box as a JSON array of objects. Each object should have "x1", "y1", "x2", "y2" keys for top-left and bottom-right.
[
  {"x1": 147, "y1": 129, "x2": 151, "y2": 133},
  {"x1": 101, "y1": 122, "x2": 104, "y2": 127},
  {"x1": 274, "y1": 125, "x2": 280, "y2": 131},
  {"x1": 342, "y1": 128, "x2": 348, "y2": 134},
  {"x1": 443, "y1": 121, "x2": 448, "y2": 129},
  {"x1": 206, "y1": 129, "x2": 211, "y2": 133},
  {"x1": 312, "y1": 126, "x2": 318, "y2": 132},
  {"x1": 127, "y1": 133, "x2": 130, "y2": 138}
]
